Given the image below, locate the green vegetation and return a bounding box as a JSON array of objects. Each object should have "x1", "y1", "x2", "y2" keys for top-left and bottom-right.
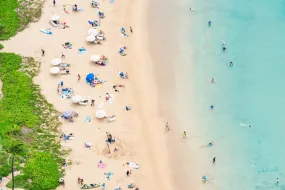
[
  {"x1": 0, "y1": 0, "x2": 45, "y2": 40},
  {"x1": 0, "y1": 53, "x2": 66, "y2": 189},
  {"x1": 0, "y1": 0, "x2": 20, "y2": 40},
  {"x1": 0, "y1": 43, "x2": 3, "y2": 50}
]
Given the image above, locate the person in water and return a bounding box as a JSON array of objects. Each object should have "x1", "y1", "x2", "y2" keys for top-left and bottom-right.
[
  {"x1": 230, "y1": 61, "x2": 233, "y2": 66},
  {"x1": 183, "y1": 131, "x2": 187, "y2": 138},
  {"x1": 211, "y1": 78, "x2": 215, "y2": 83},
  {"x1": 208, "y1": 21, "x2": 211, "y2": 27},
  {"x1": 213, "y1": 157, "x2": 216, "y2": 163},
  {"x1": 210, "y1": 105, "x2": 214, "y2": 110},
  {"x1": 223, "y1": 46, "x2": 226, "y2": 51}
]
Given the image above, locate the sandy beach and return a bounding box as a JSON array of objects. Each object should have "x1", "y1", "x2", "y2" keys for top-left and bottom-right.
[{"x1": 1, "y1": 0, "x2": 175, "y2": 189}]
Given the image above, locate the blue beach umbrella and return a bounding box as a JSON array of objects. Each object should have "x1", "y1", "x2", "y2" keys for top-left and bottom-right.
[{"x1": 86, "y1": 73, "x2": 95, "y2": 83}]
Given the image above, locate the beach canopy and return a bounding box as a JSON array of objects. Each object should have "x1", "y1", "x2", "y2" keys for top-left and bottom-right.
[
  {"x1": 51, "y1": 58, "x2": 61, "y2": 66},
  {"x1": 88, "y1": 28, "x2": 99, "y2": 36},
  {"x1": 51, "y1": 15, "x2": 60, "y2": 21},
  {"x1": 90, "y1": 55, "x2": 100, "y2": 62},
  {"x1": 86, "y1": 35, "x2": 96, "y2": 42},
  {"x1": 86, "y1": 73, "x2": 95, "y2": 83},
  {"x1": 96, "y1": 109, "x2": 106, "y2": 119},
  {"x1": 71, "y1": 95, "x2": 82, "y2": 103},
  {"x1": 63, "y1": 110, "x2": 73, "y2": 118},
  {"x1": 50, "y1": 67, "x2": 60, "y2": 74}
]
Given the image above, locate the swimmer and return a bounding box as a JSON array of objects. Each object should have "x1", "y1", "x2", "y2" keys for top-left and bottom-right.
[
  {"x1": 211, "y1": 78, "x2": 215, "y2": 83},
  {"x1": 230, "y1": 61, "x2": 233, "y2": 66},
  {"x1": 208, "y1": 141, "x2": 214, "y2": 146},
  {"x1": 208, "y1": 21, "x2": 211, "y2": 27},
  {"x1": 189, "y1": 7, "x2": 195, "y2": 11},
  {"x1": 223, "y1": 46, "x2": 226, "y2": 51},
  {"x1": 213, "y1": 157, "x2": 216, "y2": 163},
  {"x1": 241, "y1": 124, "x2": 251, "y2": 127},
  {"x1": 277, "y1": 178, "x2": 279, "y2": 184},
  {"x1": 210, "y1": 105, "x2": 214, "y2": 109},
  {"x1": 221, "y1": 40, "x2": 226, "y2": 46}
]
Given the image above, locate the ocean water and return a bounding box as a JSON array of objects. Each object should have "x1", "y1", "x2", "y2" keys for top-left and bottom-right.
[
  {"x1": 149, "y1": 0, "x2": 285, "y2": 189},
  {"x1": 185, "y1": 0, "x2": 285, "y2": 189}
]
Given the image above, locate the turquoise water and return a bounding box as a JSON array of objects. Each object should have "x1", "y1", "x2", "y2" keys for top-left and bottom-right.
[{"x1": 187, "y1": 0, "x2": 285, "y2": 189}]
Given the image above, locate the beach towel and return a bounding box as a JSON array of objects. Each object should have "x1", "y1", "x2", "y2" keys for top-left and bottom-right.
[
  {"x1": 78, "y1": 48, "x2": 86, "y2": 54},
  {"x1": 95, "y1": 84, "x2": 103, "y2": 88},
  {"x1": 97, "y1": 162, "x2": 107, "y2": 168},
  {"x1": 105, "y1": 172, "x2": 114, "y2": 180},
  {"x1": 85, "y1": 116, "x2": 91, "y2": 122},
  {"x1": 127, "y1": 162, "x2": 139, "y2": 169}
]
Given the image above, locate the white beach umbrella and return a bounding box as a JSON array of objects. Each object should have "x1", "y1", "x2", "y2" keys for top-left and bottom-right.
[
  {"x1": 49, "y1": 67, "x2": 60, "y2": 74},
  {"x1": 96, "y1": 109, "x2": 106, "y2": 119},
  {"x1": 71, "y1": 95, "x2": 82, "y2": 103},
  {"x1": 90, "y1": 55, "x2": 100, "y2": 62},
  {"x1": 88, "y1": 28, "x2": 99, "y2": 36},
  {"x1": 51, "y1": 58, "x2": 61, "y2": 66},
  {"x1": 51, "y1": 15, "x2": 60, "y2": 21},
  {"x1": 86, "y1": 35, "x2": 96, "y2": 42}
]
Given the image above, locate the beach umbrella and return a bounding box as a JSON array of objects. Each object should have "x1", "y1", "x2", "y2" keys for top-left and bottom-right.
[
  {"x1": 90, "y1": 55, "x2": 100, "y2": 62},
  {"x1": 51, "y1": 58, "x2": 61, "y2": 66},
  {"x1": 86, "y1": 73, "x2": 95, "y2": 83},
  {"x1": 63, "y1": 110, "x2": 73, "y2": 118},
  {"x1": 96, "y1": 109, "x2": 106, "y2": 119},
  {"x1": 86, "y1": 35, "x2": 96, "y2": 42},
  {"x1": 51, "y1": 15, "x2": 60, "y2": 21},
  {"x1": 49, "y1": 67, "x2": 60, "y2": 74},
  {"x1": 71, "y1": 95, "x2": 82, "y2": 103},
  {"x1": 88, "y1": 28, "x2": 99, "y2": 36}
]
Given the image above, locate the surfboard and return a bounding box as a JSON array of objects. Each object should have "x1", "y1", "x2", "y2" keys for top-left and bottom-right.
[{"x1": 40, "y1": 29, "x2": 52, "y2": 35}]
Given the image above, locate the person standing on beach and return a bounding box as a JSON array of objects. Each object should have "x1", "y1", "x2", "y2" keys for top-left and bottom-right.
[
  {"x1": 213, "y1": 157, "x2": 216, "y2": 163},
  {"x1": 61, "y1": 52, "x2": 65, "y2": 59},
  {"x1": 53, "y1": 0, "x2": 56, "y2": 6},
  {"x1": 77, "y1": 74, "x2": 81, "y2": 82},
  {"x1": 130, "y1": 26, "x2": 133, "y2": 33},
  {"x1": 41, "y1": 49, "x2": 45, "y2": 56},
  {"x1": 91, "y1": 99, "x2": 95, "y2": 106}
]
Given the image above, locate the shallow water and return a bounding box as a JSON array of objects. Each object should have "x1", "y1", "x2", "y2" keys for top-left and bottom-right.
[
  {"x1": 149, "y1": 0, "x2": 285, "y2": 189},
  {"x1": 187, "y1": 0, "x2": 285, "y2": 189}
]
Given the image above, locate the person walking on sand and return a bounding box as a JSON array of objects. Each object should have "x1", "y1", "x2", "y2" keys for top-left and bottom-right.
[
  {"x1": 182, "y1": 131, "x2": 187, "y2": 138},
  {"x1": 61, "y1": 52, "x2": 65, "y2": 59},
  {"x1": 91, "y1": 99, "x2": 95, "y2": 106},
  {"x1": 80, "y1": 178, "x2": 84, "y2": 185},
  {"x1": 77, "y1": 177, "x2": 81, "y2": 184},
  {"x1": 165, "y1": 122, "x2": 170, "y2": 132},
  {"x1": 130, "y1": 26, "x2": 133, "y2": 33},
  {"x1": 53, "y1": 0, "x2": 56, "y2": 6},
  {"x1": 41, "y1": 49, "x2": 45, "y2": 56},
  {"x1": 213, "y1": 157, "x2": 216, "y2": 163},
  {"x1": 77, "y1": 74, "x2": 81, "y2": 82}
]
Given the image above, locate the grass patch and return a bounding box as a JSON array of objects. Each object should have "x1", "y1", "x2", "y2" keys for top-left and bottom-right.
[
  {"x1": 0, "y1": 43, "x2": 3, "y2": 50},
  {"x1": 0, "y1": 53, "x2": 66, "y2": 189},
  {"x1": 0, "y1": 0, "x2": 45, "y2": 40}
]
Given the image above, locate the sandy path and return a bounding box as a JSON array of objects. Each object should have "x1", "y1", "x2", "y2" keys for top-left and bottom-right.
[{"x1": 1, "y1": 0, "x2": 175, "y2": 189}]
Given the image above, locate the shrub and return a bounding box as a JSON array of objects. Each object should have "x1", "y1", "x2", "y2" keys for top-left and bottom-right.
[
  {"x1": 0, "y1": 43, "x2": 3, "y2": 50},
  {"x1": 23, "y1": 152, "x2": 60, "y2": 190}
]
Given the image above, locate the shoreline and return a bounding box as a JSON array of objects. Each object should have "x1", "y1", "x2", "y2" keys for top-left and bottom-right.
[{"x1": 1, "y1": 0, "x2": 176, "y2": 189}]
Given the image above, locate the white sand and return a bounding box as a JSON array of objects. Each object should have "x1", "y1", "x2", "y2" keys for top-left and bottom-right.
[{"x1": 1, "y1": 0, "x2": 175, "y2": 189}]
